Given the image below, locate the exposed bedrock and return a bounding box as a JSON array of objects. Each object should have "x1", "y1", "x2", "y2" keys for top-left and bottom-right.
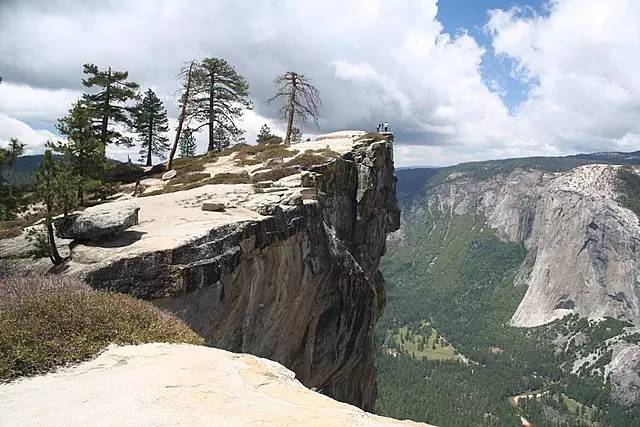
[
  {"x1": 80, "y1": 140, "x2": 400, "y2": 410},
  {"x1": 424, "y1": 165, "x2": 640, "y2": 327}
]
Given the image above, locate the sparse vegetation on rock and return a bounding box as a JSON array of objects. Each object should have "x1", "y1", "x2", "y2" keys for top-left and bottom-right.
[{"x1": 0, "y1": 274, "x2": 203, "y2": 381}]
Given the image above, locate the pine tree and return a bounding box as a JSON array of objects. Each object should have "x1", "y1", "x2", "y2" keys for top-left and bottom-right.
[
  {"x1": 0, "y1": 137, "x2": 26, "y2": 220},
  {"x1": 267, "y1": 71, "x2": 321, "y2": 145},
  {"x1": 179, "y1": 129, "x2": 197, "y2": 157},
  {"x1": 34, "y1": 150, "x2": 79, "y2": 265},
  {"x1": 211, "y1": 125, "x2": 230, "y2": 151},
  {"x1": 51, "y1": 100, "x2": 106, "y2": 203},
  {"x1": 256, "y1": 124, "x2": 272, "y2": 144},
  {"x1": 81, "y1": 63, "x2": 139, "y2": 150},
  {"x1": 290, "y1": 127, "x2": 303, "y2": 143},
  {"x1": 186, "y1": 57, "x2": 251, "y2": 152},
  {"x1": 132, "y1": 89, "x2": 170, "y2": 166}
]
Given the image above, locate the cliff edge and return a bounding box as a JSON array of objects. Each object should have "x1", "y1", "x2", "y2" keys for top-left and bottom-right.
[
  {"x1": 0, "y1": 131, "x2": 400, "y2": 410},
  {"x1": 0, "y1": 343, "x2": 427, "y2": 426}
]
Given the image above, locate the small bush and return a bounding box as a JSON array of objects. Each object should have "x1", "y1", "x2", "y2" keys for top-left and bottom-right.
[
  {"x1": 355, "y1": 132, "x2": 388, "y2": 143},
  {"x1": 236, "y1": 148, "x2": 299, "y2": 166},
  {"x1": 286, "y1": 151, "x2": 331, "y2": 169},
  {"x1": 208, "y1": 171, "x2": 251, "y2": 184},
  {"x1": 0, "y1": 274, "x2": 203, "y2": 381},
  {"x1": 250, "y1": 167, "x2": 300, "y2": 183},
  {"x1": 166, "y1": 172, "x2": 212, "y2": 188}
]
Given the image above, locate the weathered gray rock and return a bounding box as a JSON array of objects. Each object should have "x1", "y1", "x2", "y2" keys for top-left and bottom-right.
[
  {"x1": 282, "y1": 193, "x2": 303, "y2": 206},
  {"x1": 253, "y1": 180, "x2": 274, "y2": 189},
  {"x1": 54, "y1": 207, "x2": 140, "y2": 241},
  {"x1": 301, "y1": 171, "x2": 320, "y2": 187},
  {"x1": 162, "y1": 170, "x2": 177, "y2": 181},
  {"x1": 422, "y1": 164, "x2": 640, "y2": 327},
  {"x1": 0, "y1": 343, "x2": 428, "y2": 426},
  {"x1": 608, "y1": 343, "x2": 640, "y2": 407},
  {"x1": 201, "y1": 202, "x2": 225, "y2": 212}
]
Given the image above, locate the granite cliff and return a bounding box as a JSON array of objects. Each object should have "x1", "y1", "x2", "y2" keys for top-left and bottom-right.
[
  {"x1": 423, "y1": 164, "x2": 640, "y2": 328},
  {"x1": 0, "y1": 131, "x2": 400, "y2": 410}
]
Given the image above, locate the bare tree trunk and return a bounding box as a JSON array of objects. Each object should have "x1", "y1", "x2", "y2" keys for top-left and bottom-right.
[
  {"x1": 167, "y1": 61, "x2": 195, "y2": 171},
  {"x1": 207, "y1": 72, "x2": 215, "y2": 152},
  {"x1": 146, "y1": 116, "x2": 153, "y2": 167},
  {"x1": 46, "y1": 213, "x2": 63, "y2": 265},
  {"x1": 284, "y1": 74, "x2": 297, "y2": 145}
]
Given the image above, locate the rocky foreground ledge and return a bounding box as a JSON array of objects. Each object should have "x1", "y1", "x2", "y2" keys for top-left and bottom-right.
[
  {"x1": 0, "y1": 343, "x2": 427, "y2": 427},
  {"x1": 0, "y1": 131, "x2": 400, "y2": 410}
]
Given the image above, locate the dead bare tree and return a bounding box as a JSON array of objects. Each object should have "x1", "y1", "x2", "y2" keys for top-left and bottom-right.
[
  {"x1": 267, "y1": 72, "x2": 321, "y2": 145},
  {"x1": 166, "y1": 61, "x2": 195, "y2": 171}
]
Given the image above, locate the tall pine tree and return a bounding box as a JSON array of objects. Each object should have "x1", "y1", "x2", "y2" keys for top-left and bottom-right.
[
  {"x1": 132, "y1": 89, "x2": 170, "y2": 166},
  {"x1": 186, "y1": 57, "x2": 251, "y2": 152},
  {"x1": 179, "y1": 129, "x2": 197, "y2": 157},
  {"x1": 81, "y1": 63, "x2": 139, "y2": 150},
  {"x1": 211, "y1": 125, "x2": 230, "y2": 151},
  {"x1": 50, "y1": 100, "x2": 106, "y2": 203}
]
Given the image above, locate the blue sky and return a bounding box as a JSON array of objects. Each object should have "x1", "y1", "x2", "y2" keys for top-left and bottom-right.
[{"x1": 437, "y1": 0, "x2": 545, "y2": 110}]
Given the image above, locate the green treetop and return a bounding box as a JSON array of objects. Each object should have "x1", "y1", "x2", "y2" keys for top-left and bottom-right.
[
  {"x1": 81, "y1": 63, "x2": 139, "y2": 149},
  {"x1": 132, "y1": 89, "x2": 170, "y2": 166},
  {"x1": 187, "y1": 57, "x2": 251, "y2": 152}
]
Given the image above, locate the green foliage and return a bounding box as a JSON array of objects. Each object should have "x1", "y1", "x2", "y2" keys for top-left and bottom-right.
[
  {"x1": 81, "y1": 63, "x2": 139, "y2": 147},
  {"x1": 51, "y1": 100, "x2": 109, "y2": 200},
  {"x1": 132, "y1": 89, "x2": 170, "y2": 166},
  {"x1": 25, "y1": 227, "x2": 49, "y2": 259},
  {"x1": 256, "y1": 123, "x2": 278, "y2": 144},
  {"x1": 376, "y1": 207, "x2": 639, "y2": 425},
  {"x1": 290, "y1": 126, "x2": 302, "y2": 143},
  {"x1": 0, "y1": 138, "x2": 26, "y2": 220},
  {"x1": 179, "y1": 129, "x2": 197, "y2": 157},
  {"x1": 187, "y1": 57, "x2": 252, "y2": 152},
  {"x1": 0, "y1": 274, "x2": 203, "y2": 381},
  {"x1": 285, "y1": 150, "x2": 331, "y2": 168},
  {"x1": 616, "y1": 166, "x2": 640, "y2": 216}
]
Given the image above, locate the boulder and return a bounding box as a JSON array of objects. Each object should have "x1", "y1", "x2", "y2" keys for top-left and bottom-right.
[
  {"x1": 253, "y1": 180, "x2": 274, "y2": 189},
  {"x1": 162, "y1": 170, "x2": 177, "y2": 181},
  {"x1": 201, "y1": 202, "x2": 225, "y2": 212},
  {"x1": 301, "y1": 171, "x2": 319, "y2": 188},
  {"x1": 282, "y1": 193, "x2": 303, "y2": 206},
  {"x1": 54, "y1": 207, "x2": 140, "y2": 241}
]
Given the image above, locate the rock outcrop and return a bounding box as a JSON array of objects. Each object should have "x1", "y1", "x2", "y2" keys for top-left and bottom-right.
[
  {"x1": 0, "y1": 343, "x2": 428, "y2": 426},
  {"x1": 607, "y1": 343, "x2": 640, "y2": 407},
  {"x1": 423, "y1": 164, "x2": 640, "y2": 327},
  {"x1": 0, "y1": 131, "x2": 399, "y2": 410}
]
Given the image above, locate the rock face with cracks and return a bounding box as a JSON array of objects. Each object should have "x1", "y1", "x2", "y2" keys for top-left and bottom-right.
[
  {"x1": 0, "y1": 132, "x2": 400, "y2": 411},
  {"x1": 423, "y1": 164, "x2": 640, "y2": 327}
]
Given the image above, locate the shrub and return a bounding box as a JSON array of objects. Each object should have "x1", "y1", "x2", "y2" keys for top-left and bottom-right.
[
  {"x1": 355, "y1": 132, "x2": 388, "y2": 143},
  {"x1": 236, "y1": 148, "x2": 299, "y2": 166},
  {"x1": 285, "y1": 151, "x2": 331, "y2": 169},
  {"x1": 208, "y1": 171, "x2": 251, "y2": 184},
  {"x1": 0, "y1": 274, "x2": 203, "y2": 381}
]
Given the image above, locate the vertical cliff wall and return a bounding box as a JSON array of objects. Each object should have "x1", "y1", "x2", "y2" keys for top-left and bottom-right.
[
  {"x1": 423, "y1": 164, "x2": 640, "y2": 327},
  {"x1": 67, "y1": 137, "x2": 401, "y2": 410}
]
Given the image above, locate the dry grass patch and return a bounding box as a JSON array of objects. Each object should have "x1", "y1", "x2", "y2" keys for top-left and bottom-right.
[
  {"x1": 285, "y1": 151, "x2": 333, "y2": 169},
  {"x1": 0, "y1": 275, "x2": 203, "y2": 381},
  {"x1": 355, "y1": 132, "x2": 388, "y2": 143}
]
